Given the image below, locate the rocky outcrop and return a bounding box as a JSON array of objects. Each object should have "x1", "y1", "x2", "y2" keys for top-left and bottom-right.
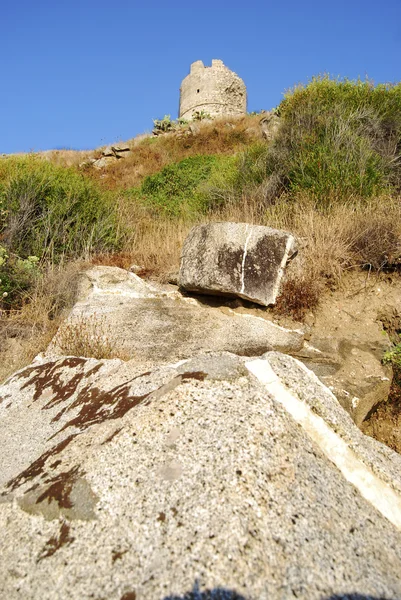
[
  {"x1": 179, "y1": 223, "x2": 297, "y2": 307},
  {"x1": 1, "y1": 351, "x2": 401, "y2": 599},
  {"x1": 260, "y1": 112, "x2": 281, "y2": 141},
  {"x1": 293, "y1": 280, "x2": 394, "y2": 426},
  {"x1": 92, "y1": 144, "x2": 131, "y2": 169},
  {"x1": 44, "y1": 266, "x2": 392, "y2": 427},
  {"x1": 46, "y1": 266, "x2": 305, "y2": 362}
]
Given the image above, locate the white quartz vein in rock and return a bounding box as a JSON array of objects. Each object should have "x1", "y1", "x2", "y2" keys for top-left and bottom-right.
[
  {"x1": 240, "y1": 225, "x2": 253, "y2": 295},
  {"x1": 271, "y1": 234, "x2": 295, "y2": 302},
  {"x1": 246, "y1": 357, "x2": 401, "y2": 531}
]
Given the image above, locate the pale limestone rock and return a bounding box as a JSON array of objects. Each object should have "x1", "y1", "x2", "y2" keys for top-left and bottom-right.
[
  {"x1": 128, "y1": 263, "x2": 145, "y2": 275},
  {"x1": 112, "y1": 144, "x2": 130, "y2": 153},
  {"x1": 291, "y1": 283, "x2": 394, "y2": 426},
  {"x1": 102, "y1": 146, "x2": 115, "y2": 157},
  {"x1": 260, "y1": 112, "x2": 281, "y2": 141}
]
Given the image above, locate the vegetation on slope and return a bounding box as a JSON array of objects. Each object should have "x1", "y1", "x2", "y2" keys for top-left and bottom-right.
[
  {"x1": 88, "y1": 115, "x2": 263, "y2": 191},
  {"x1": 2, "y1": 76, "x2": 401, "y2": 380},
  {"x1": 0, "y1": 157, "x2": 122, "y2": 308},
  {"x1": 129, "y1": 154, "x2": 236, "y2": 217},
  {"x1": 208, "y1": 77, "x2": 401, "y2": 208}
]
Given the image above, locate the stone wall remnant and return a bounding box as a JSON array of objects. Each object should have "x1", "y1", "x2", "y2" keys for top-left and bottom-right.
[{"x1": 179, "y1": 59, "x2": 247, "y2": 120}]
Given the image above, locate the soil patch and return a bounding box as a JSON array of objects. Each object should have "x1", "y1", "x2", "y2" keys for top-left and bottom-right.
[{"x1": 361, "y1": 375, "x2": 401, "y2": 453}]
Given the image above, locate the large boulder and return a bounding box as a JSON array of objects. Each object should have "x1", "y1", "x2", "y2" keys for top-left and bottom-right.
[
  {"x1": 45, "y1": 266, "x2": 305, "y2": 362},
  {"x1": 179, "y1": 222, "x2": 297, "y2": 306},
  {"x1": 1, "y1": 351, "x2": 401, "y2": 598}
]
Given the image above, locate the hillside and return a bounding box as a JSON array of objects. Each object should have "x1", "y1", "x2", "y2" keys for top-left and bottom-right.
[
  {"x1": 1, "y1": 76, "x2": 401, "y2": 451},
  {"x1": 3, "y1": 75, "x2": 401, "y2": 599}
]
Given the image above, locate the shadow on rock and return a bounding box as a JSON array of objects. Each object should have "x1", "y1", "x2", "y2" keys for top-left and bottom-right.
[
  {"x1": 325, "y1": 595, "x2": 394, "y2": 599},
  {"x1": 163, "y1": 589, "x2": 395, "y2": 600},
  {"x1": 163, "y1": 583, "x2": 246, "y2": 600}
]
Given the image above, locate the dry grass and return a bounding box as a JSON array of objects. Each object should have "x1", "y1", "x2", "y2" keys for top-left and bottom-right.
[
  {"x1": 88, "y1": 115, "x2": 263, "y2": 191},
  {"x1": 41, "y1": 149, "x2": 95, "y2": 168},
  {"x1": 0, "y1": 261, "x2": 85, "y2": 382},
  {"x1": 91, "y1": 219, "x2": 190, "y2": 279},
  {"x1": 54, "y1": 314, "x2": 131, "y2": 360},
  {"x1": 264, "y1": 194, "x2": 401, "y2": 319},
  {"x1": 91, "y1": 196, "x2": 192, "y2": 279}
]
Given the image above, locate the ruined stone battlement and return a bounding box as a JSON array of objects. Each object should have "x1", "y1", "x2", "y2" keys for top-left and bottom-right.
[{"x1": 179, "y1": 59, "x2": 247, "y2": 120}]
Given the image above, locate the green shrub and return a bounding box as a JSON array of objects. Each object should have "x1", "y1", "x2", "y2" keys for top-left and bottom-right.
[
  {"x1": 383, "y1": 340, "x2": 401, "y2": 399},
  {"x1": 0, "y1": 156, "x2": 122, "y2": 262},
  {"x1": 275, "y1": 76, "x2": 401, "y2": 204},
  {"x1": 153, "y1": 115, "x2": 175, "y2": 133},
  {"x1": 192, "y1": 110, "x2": 211, "y2": 121},
  {"x1": 152, "y1": 115, "x2": 189, "y2": 132},
  {"x1": 207, "y1": 76, "x2": 401, "y2": 209},
  {"x1": 384, "y1": 342, "x2": 401, "y2": 370},
  {"x1": 0, "y1": 245, "x2": 40, "y2": 309},
  {"x1": 130, "y1": 154, "x2": 234, "y2": 217}
]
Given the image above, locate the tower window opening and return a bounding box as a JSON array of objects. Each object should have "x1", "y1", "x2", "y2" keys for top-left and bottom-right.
[{"x1": 197, "y1": 89, "x2": 200, "y2": 93}]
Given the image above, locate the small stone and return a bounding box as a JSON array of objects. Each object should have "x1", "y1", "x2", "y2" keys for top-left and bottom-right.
[
  {"x1": 112, "y1": 144, "x2": 130, "y2": 153},
  {"x1": 166, "y1": 272, "x2": 179, "y2": 285},
  {"x1": 129, "y1": 264, "x2": 145, "y2": 275},
  {"x1": 102, "y1": 146, "x2": 115, "y2": 157},
  {"x1": 189, "y1": 123, "x2": 200, "y2": 135},
  {"x1": 93, "y1": 156, "x2": 117, "y2": 169},
  {"x1": 260, "y1": 113, "x2": 281, "y2": 141}
]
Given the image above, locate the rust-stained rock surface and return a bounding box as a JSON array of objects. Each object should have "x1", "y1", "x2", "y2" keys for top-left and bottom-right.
[{"x1": 1, "y1": 351, "x2": 401, "y2": 599}]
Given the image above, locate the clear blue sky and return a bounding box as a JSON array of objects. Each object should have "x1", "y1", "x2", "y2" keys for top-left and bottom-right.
[{"x1": 1, "y1": 0, "x2": 400, "y2": 153}]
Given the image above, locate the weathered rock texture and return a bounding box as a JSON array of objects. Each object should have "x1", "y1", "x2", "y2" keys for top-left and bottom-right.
[
  {"x1": 260, "y1": 112, "x2": 281, "y2": 141},
  {"x1": 1, "y1": 351, "x2": 401, "y2": 599},
  {"x1": 292, "y1": 278, "x2": 394, "y2": 426},
  {"x1": 179, "y1": 222, "x2": 297, "y2": 306},
  {"x1": 46, "y1": 266, "x2": 305, "y2": 362},
  {"x1": 44, "y1": 265, "x2": 391, "y2": 427},
  {"x1": 93, "y1": 144, "x2": 131, "y2": 169},
  {"x1": 179, "y1": 59, "x2": 247, "y2": 120},
  {"x1": 41, "y1": 265, "x2": 393, "y2": 429}
]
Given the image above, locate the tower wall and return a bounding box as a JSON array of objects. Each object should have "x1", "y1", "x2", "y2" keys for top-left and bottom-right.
[{"x1": 179, "y1": 60, "x2": 247, "y2": 120}]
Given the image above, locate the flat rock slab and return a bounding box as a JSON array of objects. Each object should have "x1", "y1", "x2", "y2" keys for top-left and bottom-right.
[
  {"x1": 46, "y1": 266, "x2": 304, "y2": 361},
  {"x1": 1, "y1": 352, "x2": 401, "y2": 599},
  {"x1": 179, "y1": 222, "x2": 297, "y2": 306}
]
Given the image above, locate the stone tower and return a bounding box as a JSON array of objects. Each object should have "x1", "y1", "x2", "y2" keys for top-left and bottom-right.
[{"x1": 179, "y1": 59, "x2": 247, "y2": 120}]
